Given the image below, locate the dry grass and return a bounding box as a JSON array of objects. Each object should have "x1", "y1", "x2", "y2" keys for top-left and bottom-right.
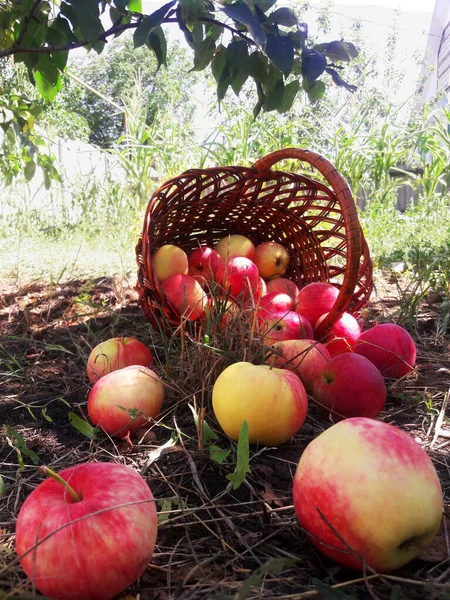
[{"x1": 0, "y1": 272, "x2": 450, "y2": 599}]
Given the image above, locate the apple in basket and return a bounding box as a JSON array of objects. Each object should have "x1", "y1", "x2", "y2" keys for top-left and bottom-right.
[
  {"x1": 296, "y1": 282, "x2": 339, "y2": 328},
  {"x1": 212, "y1": 362, "x2": 308, "y2": 446},
  {"x1": 312, "y1": 353, "x2": 387, "y2": 420},
  {"x1": 188, "y1": 246, "x2": 223, "y2": 283},
  {"x1": 15, "y1": 462, "x2": 158, "y2": 600},
  {"x1": 215, "y1": 256, "x2": 260, "y2": 300},
  {"x1": 88, "y1": 365, "x2": 164, "y2": 438},
  {"x1": 314, "y1": 311, "x2": 362, "y2": 356},
  {"x1": 87, "y1": 337, "x2": 153, "y2": 383},
  {"x1": 253, "y1": 241, "x2": 290, "y2": 280},
  {"x1": 259, "y1": 310, "x2": 313, "y2": 344},
  {"x1": 293, "y1": 418, "x2": 443, "y2": 572},
  {"x1": 266, "y1": 277, "x2": 301, "y2": 305},
  {"x1": 268, "y1": 339, "x2": 331, "y2": 394},
  {"x1": 214, "y1": 234, "x2": 255, "y2": 261},
  {"x1": 152, "y1": 243, "x2": 188, "y2": 282},
  {"x1": 161, "y1": 273, "x2": 207, "y2": 320},
  {"x1": 354, "y1": 323, "x2": 416, "y2": 379}
]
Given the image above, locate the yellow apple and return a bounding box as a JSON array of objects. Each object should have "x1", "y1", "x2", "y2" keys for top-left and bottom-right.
[
  {"x1": 212, "y1": 362, "x2": 308, "y2": 446},
  {"x1": 152, "y1": 244, "x2": 188, "y2": 282},
  {"x1": 214, "y1": 234, "x2": 255, "y2": 261},
  {"x1": 254, "y1": 241, "x2": 290, "y2": 279}
]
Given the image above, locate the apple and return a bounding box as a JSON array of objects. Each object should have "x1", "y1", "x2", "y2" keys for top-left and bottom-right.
[
  {"x1": 259, "y1": 310, "x2": 314, "y2": 344},
  {"x1": 188, "y1": 246, "x2": 223, "y2": 283},
  {"x1": 214, "y1": 234, "x2": 255, "y2": 261},
  {"x1": 259, "y1": 276, "x2": 267, "y2": 296},
  {"x1": 15, "y1": 462, "x2": 158, "y2": 600},
  {"x1": 354, "y1": 323, "x2": 417, "y2": 379},
  {"x1": 212, "y1": 362, "x2": 308, "y2": 445},
  {"x1": 215, "y1": 256, "x2": 260, "y2": 300},
  {"x1": 296, "y1": 282, "x2": 339, "y2": 328},
  {"x1": 314, "y1": 311, "x2": 362, "y2": 356},
  {"x1": 266, "y1": 278, "x2": 300, "y2": 305},
  {"x1": 161, "y1": 273, "x2": 207, "y2": 320},
  {"x1": 293, "y1": 418, "x2": 443, "y2": 572},
  {"x1": 312, "y1": 353, "x2": 387, "y2": 420},
  {"x1": 152, "y1": 244, "x2": 188, "y2": 282},
  {"x1": 253, "y1": 241, "x2": 290, "y2": 280},
  {"x1": 87, "y1": 337, "x2": 153, "y2": 384},
  {"x1": 88, "y1": 365, "x2": 164, "y2": 438},
  {"x1": 269, "y1": 339, "x2": 331, "y2": 394},
  {"x1": 258, "y1": 291, "x2": 295, "y2": 315}
]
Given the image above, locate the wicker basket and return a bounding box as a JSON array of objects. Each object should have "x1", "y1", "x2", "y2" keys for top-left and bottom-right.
[{"x1": 136, "y1": 148, "x2": 373, "y2": 336}]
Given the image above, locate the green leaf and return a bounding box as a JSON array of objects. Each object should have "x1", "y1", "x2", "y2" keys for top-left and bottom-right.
[
  {"x1": 128, "y1": 0, "x2": 142, "y2": 11},
  {"x1": 220, "y1": 2, "x2": 266, "y2": 49},
  {"x1": 253, "y1": 0, "x2": 277, "y2": 11},
  {"x1": 226, "y1": 39, "x2": 249, "y2": 70},
  {"x1": 226, "y1": 420, "x2": 251, "y2": 490},
  {"x1": 42, "y1": 407, "x2": 53, "y2": 423},
  {"x1": 113, "y1": 0, "x2": 128, "y2": 9},
  {"x1": 51, "y1": 50, "x2": 69, "y2": 71},
  {"x1": 0, "y1": 475, "x2": 5, "y2": 496},
  {"x1": 72, "y1": 0, "x2": 104, "y2": 43},
  {"x1": 6, "y1": 426, "x2": 39, "y2": 466},
  {"x1": 315, "y1": 40, "x2": 358, "y2": 63},
  {"x1": 267, "y1": 7, "x2": 297, "y2": 27},
  {"x1": 302, "y1": 49, "x2": 327, "y2": 85},
  {"x1": 326, "y1": 67, "x2": 357, "y2": 92},
  {"x1": 68, "y1": 412, "x2": 99, "y2": 440},
  {"x1": 146, "y1": 26, "x2": 167, "y2": 70},
  {"x1": 265, "y1": 33, "x2": 294, "y2": 77},
  {"x1": 24, "y1": 160, "x2": 36, "y2": 181},
  {"x1": 263, "y1": 77, "x2": 284, "y2": 111},
  {"x1": 34, "y1": 55, "x2": 63, "y2": 102},
  {"x1": 209, "y1": 444, "x2": 231, "y2": 464},
  {"x1": 179, "y1": 0, "x2": 204, "y2": 31},
  {"x1": 231, "y1": 64, "x2": 249, "y2": 95},
  {"x1": 307, "y1": 79, "x2": 325, "y2": 103},
  {"x1": 248, "y1": 50, "x2": 268, "y2": 82},
  {"x1": 211, "y1": 45, "x2": 227, "y2": 82},
  {"x1": 134, "y1": 0, "x2": 176, "y2": 48},
  {"x1": 191, "y1": 36, "x2": 216, "y2": 71},
  {"x1": 312, "y1": 579, "x2": 354, "y2": 599},
  {"x1": 45, "y1": 22, "x2": 67, "y2": 46},
  {"x1": 277, "y1": 78, "x2": 299, "y2": 112}
]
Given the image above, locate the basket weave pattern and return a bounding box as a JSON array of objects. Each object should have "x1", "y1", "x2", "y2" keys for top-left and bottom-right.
[{"x1": 136, "y1": 148, "x2": 373, "y2": 334}]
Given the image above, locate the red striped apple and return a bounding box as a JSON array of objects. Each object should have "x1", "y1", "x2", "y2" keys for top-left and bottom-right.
[
  {"x1": 152, "y1": 244, "x2": 188, "y2": 282},
  {"x1": 293, "y1": 418, "x2": 443, "y2": 571},
  {"x1": 269, "y1": 339, "x2": 331, "y2": 394},
  {"x1": 354, "y1": 323, "x2": 416, "y2": 379},
  {"x1": 266, "y1": 278, "x2": 300, "y2": 305},
  {"x1": 312, "y1": 353, "x2": 386, "y2": 420},
  {"x1": 314, "y1": 311, "x2": 362, "y2": 356},
  {"x1": 88, "y1": 365, "x2": 164, "y2": 438},
  {"x1": 188, "y1": 246, "x2": 223, "y2": 283},
  {"x1": 296, "y1": 282, "x2": 339, "y2": 328},
  {"x1": 212, "y1": 362, "x2": 308, "y2": 445},
  {"x1": 161, "y1": 273, "x2": 207, "y2": 321},
  {"x1": 214, "y1": 234, "x2": 255, "y2": 261},
  {"x1": 259, "y1": 291, "x2": 295, "y2": 314},
  {"x1": 15, "y1": 462, "x2": 158, "y2": 600},
  {"x1": 215, "y1": 256, "x2": 260, "y2": 300},
  {"x1": 259, "y1": 310, "x2": 313, "y2": 344},
  {"x1": 87, "y1": 337, "x2": 153, "y2": 384},
  {"x1": 254, "y1": 241, "x2": 290, "y2": 279}
]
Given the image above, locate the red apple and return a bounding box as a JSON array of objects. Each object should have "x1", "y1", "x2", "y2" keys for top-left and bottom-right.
[
  {"x1": 215, "y1": 256, "x2": 260, "y2": 300},
  {"x1": 293, "y1": 418, "x2": 443, "y2": 572},
  {"x1": 87, "y1": 337, "x2": 153, "y2": 384},
  {"x1": 354, "y1": 323, "x2": 417, "y2": 379},
  {"x1": 152, "y1": 243, "x2": 188, "y2": 282},
  {"x1": 296, "y1": 282, "x2": 339, "y2": 328},
  {"x1": 269, "y1": 339, "x2": 331, "y2": 394},
  {"x1": 314, "y1": 311, "x2": 362, "y2": 356},
  {"x1": 188, "y1": 246, "x2": 223, "y2": 283},
  {"x1": 313, "y1": 353, "x2": 387, "y2": 420},
  {"x1": 88, "y1": 365, "x2": 164, "y2": 438},
  {"x1": 15, "y1": 462, "x2": 158, "y2": 600},
  {"x1": 161, "y1": 273, "x2": 207, "y2": 321},
  {"x1": 259, "y1": 310, "x2": 314, "y2": 344},
  {"x1": 266, "y1": 278, "x2": 300, "y2": 305},
  {"x1": 258, "y1": 291, "x2": 295, "y2": 315},
  {"x1": 259, "y1": 277, "x2": 267, "y2": 296},
  {"x1": 253, "y1": 241, "x2": 290, "y2": 279},
  {"x1": 214, "y1": 234, "x2": 255, "y2": 261}
]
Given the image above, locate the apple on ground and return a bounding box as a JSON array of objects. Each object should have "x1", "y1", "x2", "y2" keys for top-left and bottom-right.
[
  {"x1": 253, "y1": 241, "x2": 290, "y2": 280},
  {"x1": 214, "y1": 234, "x2": 255, "y2": 261},
  {"x1": 313, "y1": 353, "x2": 387, "y2": 420},
  {"x1": 269, "y1": 339, "x2": 331, "y2": 394},
  {"x1": 15, "y1": 462, "x2": 158, "y2": 600},
  {"x1": 161, "y1": 273, "x2": 207, "y2": 320},
  {"x1": 88, "y1": 365, "x2": 164, "y2": 438},
  {"x1": 266, "y1": 278, "x2": 300, "y2": 305},
  {"x1": 296, "y1": 282, "x2": 339, "y2": 328},
  {"x1": 87, "y1": 337, "x2": 153, "y2": 384},
  {"x1": 293, "y1": 417, "x2": 443, "y2": 572},
  {"x1": 152, "y1": 244, "x2": 188, "y2": 282},
  {"x1": 314, "y1": 311, "x2": 362, "y2": 356},
  {"x1": 354, "y1": 323, "x2": 417, "y2": 379},
  {"x1": 258, "y1": 276, "x2": 267, "y2": 296},
  {"x1": 212, "y1": 362, "x2": 308, "y2": 445},
  {"x1": 215, "y1": 256, "x2": 260, "y2": 300},
  {"x1": 188, "y1": 246, "x2": 223, "y2": 284},
  {"x1": 258, "y1": 310, "x2": 314, "y2": 344},
  {"x1": 258, "y1": 291, "x2": 295, "y2": 314}
]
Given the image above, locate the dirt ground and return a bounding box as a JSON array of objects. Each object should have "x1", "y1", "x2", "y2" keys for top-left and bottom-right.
[{"x1": 1, "y1": 272, "x2": 449, "y2": 600}]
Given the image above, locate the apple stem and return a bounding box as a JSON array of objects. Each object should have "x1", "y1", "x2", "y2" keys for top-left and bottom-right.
[{"x1": 39, "y1": 466, "x2": 81, "y2": 502}]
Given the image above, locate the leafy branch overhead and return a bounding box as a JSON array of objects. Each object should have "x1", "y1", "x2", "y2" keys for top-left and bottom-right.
[{"x1": 0, "y1": 0, "x2": 358, "y2": 115}]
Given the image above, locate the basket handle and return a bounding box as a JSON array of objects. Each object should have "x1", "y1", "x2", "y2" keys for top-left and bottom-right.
[{"x1": 252, "y1": 148, "x2": 362, "y2": 336}]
